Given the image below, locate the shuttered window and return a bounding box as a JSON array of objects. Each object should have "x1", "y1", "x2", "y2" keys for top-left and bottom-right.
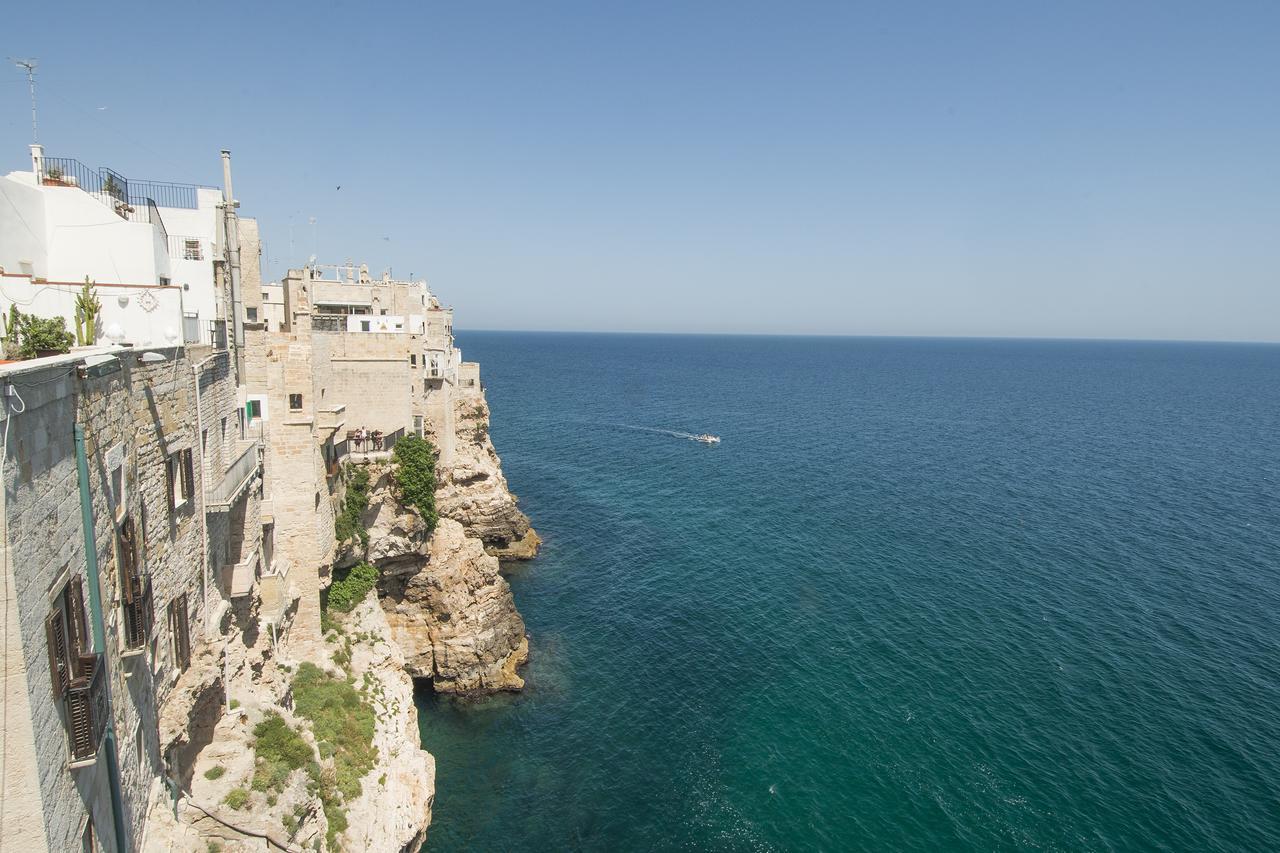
[
  {"x1": 168, "y1": 594, "x2": 191, "y2": 672},
  {"x1": 118, "y1": 517, "x2": 153, "y2": 649},
  {"x1": 46, "y1": 577, "x2": 104, "y2": 762},
  {"x1": 167, "y1": 448, "x2": 196, "y2": 516}
]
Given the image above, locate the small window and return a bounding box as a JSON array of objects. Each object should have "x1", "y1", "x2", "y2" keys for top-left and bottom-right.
[
  {"x1": 380, "y1": 308, "x2": 388, "y2": 316},
  {"x1": 360, "y1": 320, "x2": 371, "y2": 332},
  {"x1": 183, "y1": 239, "x2": 202, "y2": 261},
  {"x1": 166, "y1": 448, "x2": 194, "y2": 515},
  {"x1": 246, "y1": 307, "x2": 258, "y2": 322},
  {"x1": 111, "y1": 464, "x2": 125, "y2": 521},
  {"x1": 159, "y1": 276, "x2": 171, "y2": 286},
  {"x1": 221, "y1": 417, "x2": 227, "y2": 444},
  {"x1": 246, "y1": 399, "x2": 262, "y2": 422},
  {"x1": 262, "y1": 291, "x2": 270, "y2": 301},
  {"x1": 167, "y1": 594, "x2": 191, "y2": 672},
  {"x1": 288, "y1": 394, "x2": 303, "y2": 411},
  {"x1": 410, "y1": 354, "x2": 417, "y2": 366}
]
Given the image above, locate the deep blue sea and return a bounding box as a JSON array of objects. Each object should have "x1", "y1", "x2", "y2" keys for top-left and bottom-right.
[{"x1": 416, "y1": 333, "x2": 1280, "y2": 852}]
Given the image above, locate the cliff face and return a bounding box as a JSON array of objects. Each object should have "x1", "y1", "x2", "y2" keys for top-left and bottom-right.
[
  {"x1": 351, "y1": 464, "x2": 529, "y2": 694},
  {"x1": 436, "y1": 394, "x2": 541, "y2": 560},
  {"x1": 149, "y1": 595, "x2": 434, "y2": 852}
]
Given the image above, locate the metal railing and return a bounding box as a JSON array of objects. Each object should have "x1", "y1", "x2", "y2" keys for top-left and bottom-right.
[
  {"x1": 38, "y1": 156, "x2": 171, "y2": 230},
  {"x1": 66, "y1": 653, "x2": 106, "y2": 763},
  {"x1": 147, "y1": 198, "x2": 167, "y2": 245},
  {"x1": 311, "y1": 314, "x2": 347, "y2": 332},
  {"x1": 207, "y1": 440, "x2": 261, "y2": 509},
  {"x1": 169, "y1": 235, "x2": 204, "y2": 260},
  {"x1": 126, "y1": 179, "x2": 204, "y2": 210}
]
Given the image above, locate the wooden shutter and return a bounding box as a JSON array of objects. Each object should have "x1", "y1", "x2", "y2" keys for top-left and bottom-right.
[
  {"x1": 118, "y1": 517, "x2": 139, "y2": 603},
  {"x1": 165, "y1": 455, "x2": 175, "y2": 515},
  {"x1": 176, "y1": 593, "x2": 191, "y2": 669},
  {"x1": 181, "y1": 449, "x2": 194, "y2": 504},
  {"x1": 45, "y1": 609, "x2": 69, "y2": 700}
]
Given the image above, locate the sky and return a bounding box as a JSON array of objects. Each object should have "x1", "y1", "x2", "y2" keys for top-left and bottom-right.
[{"x1": 2, "y1": 1, "x2": 1278, "y2": 341}]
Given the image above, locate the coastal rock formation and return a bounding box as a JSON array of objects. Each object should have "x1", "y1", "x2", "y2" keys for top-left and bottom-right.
[
  {"x1": 436, "y1": 394, "x2": 541, "y2": 560},
  {"x1": 146, "y1": 595, "x2": 434, "y2": 852},
  {"x1": 380, "y1": 517, "x2": 528, "y2": 693}
]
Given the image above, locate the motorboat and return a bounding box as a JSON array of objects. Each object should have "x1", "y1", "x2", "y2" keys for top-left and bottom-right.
[{"x1": 694, "y1": 434, "x2": 721, "y2": 444}]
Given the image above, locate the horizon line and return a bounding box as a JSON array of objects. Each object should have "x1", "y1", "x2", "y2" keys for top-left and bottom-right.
[{"x1": 451, "y1": 328, "x2": 1280, "y2": 347}]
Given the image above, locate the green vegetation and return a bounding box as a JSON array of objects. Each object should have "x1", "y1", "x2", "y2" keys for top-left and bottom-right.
[
  {"x1": 325, "y1": 562, "x2": 379, "y2": 614},
  {"x1": 74, "y1": 278, "x2": 100, "y2": 346},
  {"x1": 292, "y1": 662, "x2": 378, "y2": 850},
  {"x1": 207, "y1": 842, "x2": 222, "y2": 853},
  {"x1": 391, "y1": 434, "x2": 438, "y2": 531},
  {"x1": 229, "y1": 698, "x2": 241, "y2": 710},
  {"x1": 334, "y1": 464, "x2": 371, "y2": 547},
  {"x1": 251, "y1": 713, "x2": 313, "y2": 793},
  {"x1": 10, "y1": 311, "x2": 74, "y2": 358},
  {"x1": 223, "y1": 788, "x2": 249, "y2": 810},
  {"x1": 203, "y1": 765, "x2": 225, "y2": 781}
]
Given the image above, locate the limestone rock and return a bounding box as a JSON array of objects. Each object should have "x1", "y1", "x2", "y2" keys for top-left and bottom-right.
[
  {"x1": 436, "y1": 394, "x2": 541, "y2": 560},
  {"x1": 380, "y1": 517, "x2": 528, "y2": 693}
]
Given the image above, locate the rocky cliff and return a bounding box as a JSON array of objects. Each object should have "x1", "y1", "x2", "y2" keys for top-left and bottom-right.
[
  {"x1": 346, "y1": 463, "x2": 529, "y2": 694},
  {"x1": 436, "y1": 394, "x2": 541, "y2": 560},
  {"x1": 147, "y1": 596, "x2": 434, "y2": 852}
]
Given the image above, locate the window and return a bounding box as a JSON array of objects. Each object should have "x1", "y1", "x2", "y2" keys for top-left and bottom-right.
[
  {"x1": 183, "y1": 239, "x2": 202, "y2": 261},
  {"x1": 118, "y1": 516, "x2": 153, "y2": 650},
  {"x1": 46, "y1": 576, "x2": 99, "y2": 761},
  {"x1": 221, "y1": 417, "x2": 227, "y2": 446},
  {"x1": 167, "y1": 594, "x2": 191, "y2": 672},
  {"x1": 262, "y1": 291, "x2": 270, "y2": 301},
  {"x1": 380, "y1": 308, "x2": 388, "y2": 316},
  {"x1": 246, "y1": 307, "x2": 258, "y2": 322},
  {"x1": 360, "y1": 320, "x2": 371, "y2": 332},
  {"x1": 410, "y1": 354, "x2": 417, "y2": 366},
  {"x1": 135, "y1": 721, "x2": 145, "y2": 773},
  {"x1": 201, "y1": 429, "x2": 208, "y2": 456},
  {"x1": 110, "y1": 464, "x2": 124, "y2": 522},
  {"x1": 166, "y1": 448, "x2": 194, "y2": 515},
  {"x1": 288, "y1": 394, "x2": 303, "y2": 411},
  {"x1": 246, "y1": 399, "x2": 262, "y2": 423},
  {"x1": 159, "y1": 277, "x2": 171, "y2": 286}
]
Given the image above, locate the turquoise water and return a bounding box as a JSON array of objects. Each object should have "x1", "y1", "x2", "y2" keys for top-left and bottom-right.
[{"x1": 417, "y1": 333, "x2": 1280, "y2": 851}]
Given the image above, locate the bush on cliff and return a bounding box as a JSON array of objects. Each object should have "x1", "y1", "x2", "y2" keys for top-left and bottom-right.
[
  {"x1": 391, "y1": 434, "x2": 438, "y2": 532},
  {"x1": 251, "y1": 713, "x2": 313, "y2": 793},
  {"x1": 334, "y1": 464, "x2": 371, "y2": 547},
  {"x1": 324, "y1": 561, "x2": 379, "y2": 614},
  {"x1": 291, "y1": 662, "x2": 377, "y2": 847}
]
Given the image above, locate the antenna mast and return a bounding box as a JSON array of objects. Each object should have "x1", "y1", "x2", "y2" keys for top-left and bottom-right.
[{"x1": 10, "y1": 58, "x2": 38, "y2": 143}]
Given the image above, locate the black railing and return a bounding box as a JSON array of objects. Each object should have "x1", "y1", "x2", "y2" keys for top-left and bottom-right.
[
  {"x1": 147, "y1": 199, "x2": 167, "y2": 245},
  {"x1": 38, "y1": 156, "x2": 172, "y2": 230},
  {"x1": 127, "y1": 180, "x2": 203, "y2": 210}
]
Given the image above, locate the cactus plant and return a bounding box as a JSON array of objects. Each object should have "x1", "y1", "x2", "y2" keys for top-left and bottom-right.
[
  {"x1": 2, "y1": 306, "x2": 20, "y2": 359},
  {"x1": 74, "y1": 277, "x2": 101, "y2": 346}
]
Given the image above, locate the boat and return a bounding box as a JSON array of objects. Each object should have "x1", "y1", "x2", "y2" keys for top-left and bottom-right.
[{"x1": 694, "y1": 434, "x2": 720, "y2": 444}]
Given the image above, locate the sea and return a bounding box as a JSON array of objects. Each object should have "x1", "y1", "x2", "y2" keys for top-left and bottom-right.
[{"x1": 416, "y1": 332, "x2": 1280, "y2": 852}]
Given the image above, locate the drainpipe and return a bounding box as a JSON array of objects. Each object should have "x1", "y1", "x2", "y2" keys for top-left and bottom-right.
[
  {"x1": 73, "y1": 424, "x2": 129, "y2": 853},
  {"x1": 220, "y1": 150, "x2": 245, "y2": 385}
]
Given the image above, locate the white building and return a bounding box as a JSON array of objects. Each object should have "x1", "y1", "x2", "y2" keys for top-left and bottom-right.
[{"x1": 0, "y1": 145, "x2": 228, "y2": 350}]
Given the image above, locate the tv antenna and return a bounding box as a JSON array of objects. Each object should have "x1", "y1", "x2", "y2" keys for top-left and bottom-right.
[{"x1": 10, "y1": 58, "x2": 39, "y2": 143}]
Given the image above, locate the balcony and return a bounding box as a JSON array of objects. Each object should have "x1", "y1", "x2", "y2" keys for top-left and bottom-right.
[
  {"x1": 260, "y1": 497, "x2": 274, "y2": 525},
  {"x1": 222, "y1": 549, "x2": 259, "y2": 598},
  {"x1": 206, "y1": 440, "x2": 261, "y2": 511},
  {"x1": 66, "y1": 653, "x2": 107, "y2": 766},
  {"x1": 317, "y1": 404, "x2": 347, "y2": 434},
  {"x1": 259, "y1": 559, "x2": 293, "y2": 625}
]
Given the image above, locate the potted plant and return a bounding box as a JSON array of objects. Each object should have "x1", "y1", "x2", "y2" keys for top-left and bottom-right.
[
  {"x1": 101, "y1": 174, "x2": 123, "y2": 200},
  {"x1": 74, "y1": 277, "x2": 102, "y2": 346},
  {"x1": 18, "y1": 313, "x2": 75, "y2": 359},
  {"x1": 42, "y1": 165, "x2": 68, "y2": 186}
]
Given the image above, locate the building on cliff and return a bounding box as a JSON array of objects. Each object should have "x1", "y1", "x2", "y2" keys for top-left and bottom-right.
[{"x1": 0, "y1": 147, "x2": 278, "y2": 851}]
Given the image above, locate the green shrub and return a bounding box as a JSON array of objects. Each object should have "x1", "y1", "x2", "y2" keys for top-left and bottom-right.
[
  {"x1": 252, "y1": 713, "x2": 313, "y2": 793},
  {"x1": 223, "y1": 788, "x2": 249, "y2": 810},
  {"x1": 203, "y1": 765, "x2": 226, "y2": 781},
  {"x1": 17, "y1": 313, "x2": 74, "y2": 358},
  {"x1": 228, "y1": 699, "x2": 240, "y2": 710},
  {"x1": 391, "y1": 435, "x2": 438, "y2": 532},
  {"x1": 334, "y1": 465, "x2": 371, "y2": 547},
  {"x1": 292, "y1": 663, "x2": 377, "y2": 803},
  {"x1": 325, "y1": 562, "x2": 379, "y2": 613}
]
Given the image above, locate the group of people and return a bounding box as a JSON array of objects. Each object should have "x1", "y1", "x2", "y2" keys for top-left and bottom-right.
[{"x1": 348, "y1": 427, "x2": 384, "y2": 452}]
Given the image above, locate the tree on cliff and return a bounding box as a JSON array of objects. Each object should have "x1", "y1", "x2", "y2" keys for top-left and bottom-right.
[{"x1": 392, "y1": 434, "x2": 439, "y2": 533}]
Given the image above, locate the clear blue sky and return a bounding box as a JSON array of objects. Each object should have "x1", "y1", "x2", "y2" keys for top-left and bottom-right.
[{"x1": 3, "y1": 2, "x2": 1278, "y2": 341}]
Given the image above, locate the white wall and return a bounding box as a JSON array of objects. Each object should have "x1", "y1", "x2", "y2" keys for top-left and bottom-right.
[
  {"x1": 0, "y1": 175, "x2": 48, "y2": 279},
  {"x1": 158, "y1": 188, "x2": 221, "y2": 332}
]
